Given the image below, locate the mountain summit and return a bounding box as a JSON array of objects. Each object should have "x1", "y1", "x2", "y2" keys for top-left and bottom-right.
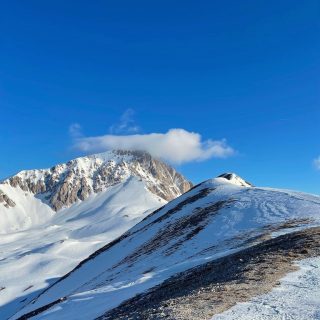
[
  {"x1": 0, "y1": 150, "x2": 193, "y2": 318},
  {"x1": 12, "y1": 174, "x2": 320, "y2": 320},
  {"x1": 217, "y1": 173, "x2": 253, "y2": 187},
  {"x1": 0, "y1": 150, "x2": 192, "y2": 212}
]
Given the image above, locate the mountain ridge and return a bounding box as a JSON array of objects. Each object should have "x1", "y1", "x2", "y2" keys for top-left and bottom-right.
[
  {"x1": 0, "y1": 150, "x2": 194, "y2": 319},
  {"x1": 11, "y1": 175, "x2": 320, "y2": 320},
  {"x1": 0, "y1": 150, "x2": 192, "y2": 212}
]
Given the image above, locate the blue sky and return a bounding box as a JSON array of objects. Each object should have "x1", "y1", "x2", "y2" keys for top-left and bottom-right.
[{"x1": 0, "y1": 0, "x2": 319, "y2": 193}]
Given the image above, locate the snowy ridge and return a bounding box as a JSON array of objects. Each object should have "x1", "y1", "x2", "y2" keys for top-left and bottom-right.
[
  {"x1": 0, "y1": 151, "x2": 192, "y2": 319},
  {"x1": 0, "y1": 177, "x2": 166, "y2": 319},
  {"x1": 11, "y1": 176, "x2": 320, "y2": 320},
  {"x1": 217, "y1": 173, "x2": 253, "y2": 187}
]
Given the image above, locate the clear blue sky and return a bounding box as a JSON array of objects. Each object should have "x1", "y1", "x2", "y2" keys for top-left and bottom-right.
[{"x1": 0, "y1": 0, "x2": 319, "y2": 193}]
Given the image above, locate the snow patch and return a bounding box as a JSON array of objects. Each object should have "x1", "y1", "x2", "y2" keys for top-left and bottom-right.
[{"x1": 212, "y1": 256, "x2": 320, "y2": 320}]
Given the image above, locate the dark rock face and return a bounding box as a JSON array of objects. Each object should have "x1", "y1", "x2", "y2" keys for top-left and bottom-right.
[
  {"x1": 114, "y1": 191, "x2": 230, "y2": 268},
  {"x1": 8, "y1": 176, "x2": 29, "y2": 191},
  {"x1": 0, "y1": 190, "x2": 15, "y2": 208},
  {"x1": 218, "y1": 173, "x2": 253, "y2": 187},
  {"x1": 0, "y1": 150, "x2": 193, "y2": 211},
  {"x1": 99, "y1": 226, "x2": 320, "y2": 320}
]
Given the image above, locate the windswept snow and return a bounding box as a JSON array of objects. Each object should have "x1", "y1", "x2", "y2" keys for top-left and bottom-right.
[
  {"x1": 212, "y1": 256, "x2": 320, "y2": 320},
  {"x1": 0, "y1": 150, "x2": 193, "y2": 318},
  {"x1": 12, "y1": 177, "x2": 320, "y2": 320},
  {"x1": 0, "y1": 177, "x2": 165, "y2": 319},
  {"x1": 0, "y1": 183, "x2": 54, "y2": 233}
]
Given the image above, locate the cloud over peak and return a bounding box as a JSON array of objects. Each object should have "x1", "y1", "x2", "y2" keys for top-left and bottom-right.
[{"x1": 71, "y1": 128, "x2": 235, "y2": 164}]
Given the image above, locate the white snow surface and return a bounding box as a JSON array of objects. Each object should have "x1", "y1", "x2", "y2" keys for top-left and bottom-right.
[
  {"x1": 0, "y1": 183, "x2": 54, "y2": 233},
  {"x1": 11, "y1": 178, "x2": 320, "y2": 320},
  {"x1": 0, "y1": 177, "x2": 165, "y2": 319},
  {"x1": 212, "y1": 256, "x2": 320, "y2": 320}
]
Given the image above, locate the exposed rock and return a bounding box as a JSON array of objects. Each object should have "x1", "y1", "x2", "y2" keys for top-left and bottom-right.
[
  {"x1": 0, "y1": 150, "x2": 192, "y2": 211},
  {"x1": 100, "y1": 226, "x2": 320, "y2": 320},
  {"x1": 218, "y1": 173, "x2": 253, "y2": 187},
  {"x1": 26, "y1": 179, "x2": 46, "y2": 194},
  {"x1": 77, "y1": 177, "x2": 92, "y2": 201},
  {"x1": 9, "y1": 176, "x2": 29, "y2": 191},
  {"x1": 0, "y1": 189, "x2": 16, "y2": 208}
]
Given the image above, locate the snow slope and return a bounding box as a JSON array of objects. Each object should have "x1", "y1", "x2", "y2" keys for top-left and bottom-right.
[
  {"x1": 212, "y1": 256, "x2": 320, "y2": 320},
  {"x1": 0, "y1": 183, "x2": 54, "y2": 234},
  {"x1": 0, "y1": 151, "x2": 191, "y2": 319},
  {"x1": 0, "y1": 177, "x2": 165, "y2": 319},
  {"x1": 12, "y1": 175, "x2": 320, "y2": 320}
]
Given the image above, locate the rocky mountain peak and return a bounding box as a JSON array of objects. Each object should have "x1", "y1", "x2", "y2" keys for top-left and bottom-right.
[
  {"x1": 217, "y1": 172, "x2": 253, "y2": 187},
  {"x1": 0, "y1": 150, "x2": 193, "y2": 211}
]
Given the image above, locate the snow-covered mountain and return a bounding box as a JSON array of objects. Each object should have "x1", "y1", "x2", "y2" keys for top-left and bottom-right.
[
  {"x1": 0, "y1": 150, "x2": 191, "y2": 233},
  {"x1": 0, "y1": 150, "x2": 192, "y2": 319},
  {"x1": 11, "y1": 174, "x2": 320, "y2": 320}
]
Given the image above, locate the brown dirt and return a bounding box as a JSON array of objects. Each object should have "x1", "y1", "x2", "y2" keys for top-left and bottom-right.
[{"x1": 99, "y1": 226, "x2": 320, "y2": 320}]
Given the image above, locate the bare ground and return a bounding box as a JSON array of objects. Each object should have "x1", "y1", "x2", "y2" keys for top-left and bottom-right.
[{"x1": 99, "y1": 226, "x2": 320, "y2": 320}]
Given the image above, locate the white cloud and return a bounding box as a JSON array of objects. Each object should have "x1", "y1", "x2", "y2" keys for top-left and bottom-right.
[
  {"x1": 314, "y1": 156, "x2": 320, "y2": 170},
  {"x1": 109, "y1": 108, "x2": 140, "y2": 134},
  {"x1": 69, "y1": 123, "x2": 82, "y2": 138},
  {"x1": 72, "y1": 128, "x2": 235, "y2": 164}
]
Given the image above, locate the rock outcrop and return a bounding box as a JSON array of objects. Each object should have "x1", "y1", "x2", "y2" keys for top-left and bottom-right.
[
  {"x1": 0, "y1": 190, "x2": 15, "y2": 208},
  {"x1": 0, "y1": 150, "x2": 192, "y2": 211}
]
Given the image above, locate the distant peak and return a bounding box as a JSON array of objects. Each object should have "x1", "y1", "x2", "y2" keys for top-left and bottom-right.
[
  {"x1": 217, "y1": 173, "x2": 253, "y2": 187},
  {"x1": 1, "y1": 149, "x2": 192, "y2": 211}
]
